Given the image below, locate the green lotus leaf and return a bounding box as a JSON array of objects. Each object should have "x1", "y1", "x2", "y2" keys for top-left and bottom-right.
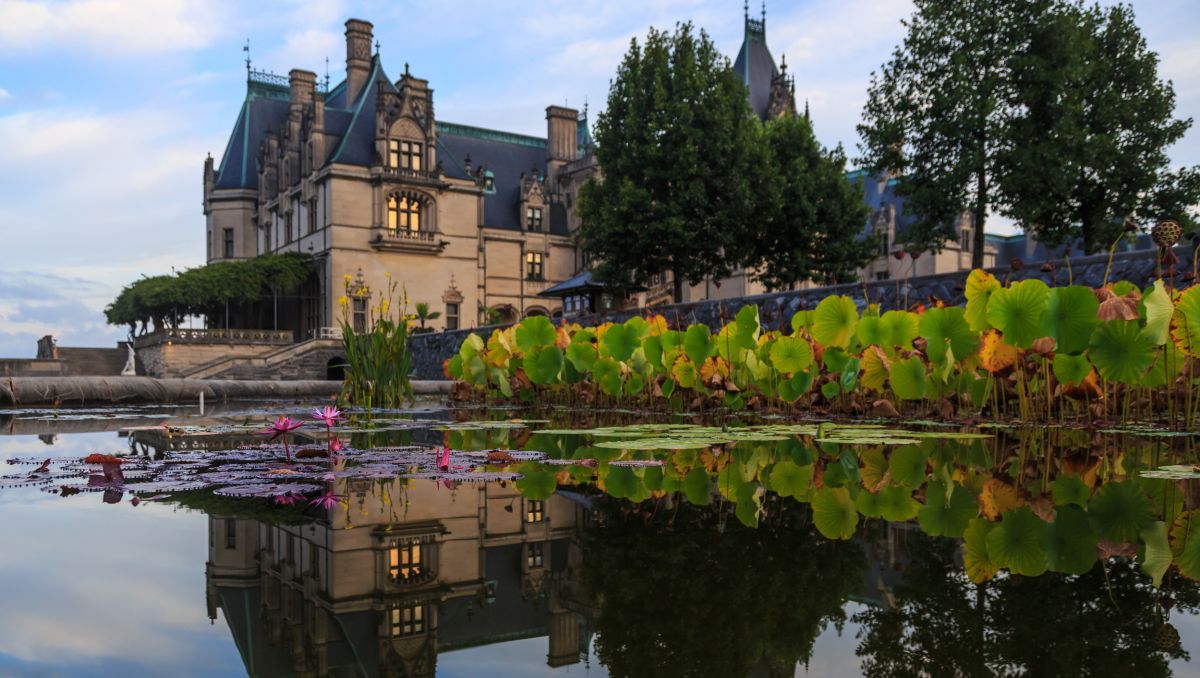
[
  {"x1": 880, "y1": 310, "x2": 920, "y2": 350},
  {"x1": 682, "y1": 467, "x2": 713, "y2": 505},
  {"x1": 888, "y1": 445, "x2": 929, "y2": 487},
  {"x1": 1172, "y1": 285, "x2": 1200, "y2": 357},
  {"x1": 878, "y1": 484, "x2": 921, "y2": 522},
  {"x1": 765, "y1": 460, "x2": 813, "y2": 499},
  {"x1": 624, "y1": 372, "x2": 645, "y2": 397},
  {"x1": 515, "y1": 316, "x2": 556, "y2": 352},
  {"x1": 1043, "y1": 504, "x2": 1098, "y2": 575},
  {"x1": 1143, "y1": 339, "x2": 1185, "y2": 388},
  {"x1": 733, "y1": 305, "x2": 760, "y2": 351},
  {"x1": 565, "y1": 341, "x2": 598, "y2": 373},
  {"x1": 791, "y1": 309, "x2": 814, "y2": 335},
  {"x1": 1088, "y1": 480, "x2": 1155, "y2": 543},
  {"x1": 1042, "y1": 285, "x2": 1099, "y2": 354},
  {"x1": 446, "y1": 354, "x2": 463, "y2": 379},
  {"x1": 459, "y1": 332, "x2": 485, "y2": 359},
  {"x1": 641, "y1": 335, "x2": 663, "y2": 371},
  {"x1": 1142, "y1": 280, "x2": 1174, "y2": 346},
  {"x1": 856, "y1": 315, "x2": 886, "y2": 347},
  {"x1": 964, "y1": 518, "x2": 999, "y2": 583},
  {"x1": 812, "y1": 295, "x2": 859, "y2": 348},
  {"x1": 735, "y1": 483, "x2": 762, "y2": 528},
  {"x1": 592, "y1": 356, "x2": 624, "y2": 397},
  {"x1": 920, "y1": 306, "x2": 978, "y2": 363},
  {"x1": 1051, "y1": 353, "x2": 1092, "y2": 386},
  {"x1": 1141, "y1": 521, "x2": 1172, "y2": 587},
  {"x1": 986, "y1": 506, "x2": 1049, "y2": 576},
  {"x1": 683, "y1": 324, "x2": 712, "y2": 367},
  {"x1": 812, "y1": 487, "x2": 859, "y2": 540},
  {"x1": 1171, "y1": 509, "x2": 1200, "y2": 580},
  {"x1": 986, "y1": 278, "x2": 1049, "y2": 348},
  {"x1": 463, "y1": 354, "x2": 487, "y2": 385},
  {"x1": 604, "y1": 466, "x2": 650, "y2": 502},
  {"x1": 1052, "y1": 475, "x2": 1091, "y2": 507},
  {"x1": 600, "y1": 324, "x2": 636, "y2": 362},
  {"x1": 1089, "y1": 320, "x2": 1156, "y2": 384},
  {"x1": 889, "y1": 356, "x2": 927, "y2": 400},
  {"x1": 514, "y1": 461, "x2": 558, "y2": 500},
  {"x1": 623, "y1": 316, "x2": 650, "y2": 342},
  {"x1": 491, "y1": 367, "x2": 513, "y2": 396},
  {"x1": 964, "y1": 269, "x2": 1001, "y2": 332},
  {"x1": 769, "y1": 335, "x2": 813, "y2": 373},
  {"x1": 776, "y1": 370, "x2": 813, "y2": 402},
  {"x1": 855, "y1": 487, "x2": 884, "y2": 517},
  {"x1": 917, "y1": 480, "x2": 977, "y2": 537}
]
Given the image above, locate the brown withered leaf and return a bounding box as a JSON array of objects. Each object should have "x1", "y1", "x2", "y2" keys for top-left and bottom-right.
[
  {"x1": 1095, "y1": 287, "x2": 1140, "y2": 321},
  {"x1": 1097, "y1": 540, "x2": 1138, "y2": 559},
  {"x1": 980, "y1": 477, "x2": 1024, "y2": 520},
  {"x1": 1029, "y1": 496, "x2": 1057, "y2": 523},
  {"x1": 869, "y1": 399, "x2": 901, "y2": 418},
  {"x1": 1029, "y1": 336, "x2": 1056, "y2": 357}
]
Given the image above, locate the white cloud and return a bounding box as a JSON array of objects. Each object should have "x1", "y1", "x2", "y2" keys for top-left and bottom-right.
[
  {"x1": 0, "y1": 87, "x2": 9, "y2": 101},
  {"x1": 259, "y1": 27, "x2": 342, "y2": 75},
  {"x1": 0, "y1": 0, "x2": 229, "y2": 55}
]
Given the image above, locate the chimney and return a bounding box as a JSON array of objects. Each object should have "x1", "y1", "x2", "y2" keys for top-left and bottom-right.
[
  {"x1": 288, "y1": 69, "x2": 317, "y2": 114},
  {"x1": 545, "y1": 105, "x2": 578, "y2": 182},
  {"x1": 344, "y1": 19, "x2": 373, "y2": 104}
]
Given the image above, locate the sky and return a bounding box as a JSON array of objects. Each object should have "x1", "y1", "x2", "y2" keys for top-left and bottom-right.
[{"x1": 0, "y1": 0, "x2": 1197, "y2": 358}]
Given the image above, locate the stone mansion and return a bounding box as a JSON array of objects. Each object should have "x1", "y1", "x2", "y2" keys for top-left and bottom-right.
[{"x1": 204, "y1": 14, "x2": 992, "y2": 335}]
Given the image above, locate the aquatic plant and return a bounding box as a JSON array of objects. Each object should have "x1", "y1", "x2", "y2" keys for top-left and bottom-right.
[
  {"x1": 260, "y1": 416, "x2": 304, "y2": 463},
  {"x1": 338, "y1": 276, "x2": 414, "y2": 409},
  {"x1": 448, "y1": 269, "x2": 1200, "y2": 426}
]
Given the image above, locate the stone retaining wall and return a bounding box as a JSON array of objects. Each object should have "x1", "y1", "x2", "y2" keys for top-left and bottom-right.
[{"x1": 407, "y1": 247, "x2": 1189, "y2": 379}]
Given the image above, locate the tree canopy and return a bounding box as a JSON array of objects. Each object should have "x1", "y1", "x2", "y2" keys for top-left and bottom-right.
[
  {"x1": 104, "y1": 253, "x2": 313, "y2": 334},
  {"x1": 858, "y1": 0, "x2": 1199, "y2": 260},
  {"x1": 578, "y1": 23, "x2": 766, "y2": 302},
  {"x1": 749, "y1": 114, "x2": 876, "y2": 289}
]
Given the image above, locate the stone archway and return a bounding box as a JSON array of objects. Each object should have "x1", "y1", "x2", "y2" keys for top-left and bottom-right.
[{"x1": 326, "y1": 356, "x2": 346, "y2": 381}]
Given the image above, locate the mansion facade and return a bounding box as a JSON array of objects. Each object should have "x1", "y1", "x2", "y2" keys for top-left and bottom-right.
[{"x1": 204, "y1": 14, "x2": 991, "y2": 335}]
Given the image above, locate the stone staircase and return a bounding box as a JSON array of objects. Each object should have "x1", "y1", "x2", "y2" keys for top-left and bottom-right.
[{"x1": 180, "y1": 338, "x2": 344, "y2": 380}]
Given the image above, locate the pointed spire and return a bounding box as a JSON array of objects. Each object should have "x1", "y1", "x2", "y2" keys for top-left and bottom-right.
[
  {"x1": 744, "y1": 0, "x2": 749, "y2": 20},
  {"x1": 804, "y1": 99, "x2": 810, "y2": 121},
  {"x1": 761, "y1": 0, "x2": 766, "y2": 23},
  {"x1": 243, "y1": 38, "x2": 251, "y2": 77}
]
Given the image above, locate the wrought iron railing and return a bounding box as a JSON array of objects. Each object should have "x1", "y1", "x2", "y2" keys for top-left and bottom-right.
[
  {"x1": 248, "y1": 68, "x2": 329, "y2": 94},
  {"x1": 384, "y1": 228, "x2": 438, "y2": 242},
  {"x1": 312, "y1": 326, "x2": 343, "y2": 340}
]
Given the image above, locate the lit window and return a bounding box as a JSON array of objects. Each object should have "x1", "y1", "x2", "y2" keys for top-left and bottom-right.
[
  {"x1": 446, "y1": 303, "x2": 459, "y2": 330},
  {"x1": 526, "y1": 252, "x2": 544, "y2": 280},
  {"x1": 389, "y1": 140, "x2": 422, "y2": 171},
  {"x1": 525, "y1": 499, "x2": 544, "y2": 523},
  {"x1": 389, "y1": 541, "x2": 424, "y2": 582},
  {"x1": 527, "y1": 206, "x2": 544, "y2": 231},
  {"x1": 223, "y1": 228, "x2": 234, "y2": 259},
  {"x1": 388, "y1": 193, "x2": 421, "y2": 234},
  {"x1": 527, "y1": 542, "x2": 544, "y2": 568},
  {"x1": 390, "y1": 603, "x2": 425, "y2": 637}
]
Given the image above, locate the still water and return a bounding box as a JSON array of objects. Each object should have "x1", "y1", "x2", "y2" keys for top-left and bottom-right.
[{"x1": 1, "y1": 401, "x2": 1198, "y2": 677}]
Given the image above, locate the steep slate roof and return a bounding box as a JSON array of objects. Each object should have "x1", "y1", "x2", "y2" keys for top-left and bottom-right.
[
  {"x1": 733, "y1": 16, "x2": 778, "y2": 120},
  {"x1": 329, "y1": 57, "x2": 398, "y2": 166},
  {"x1": 212, "y1": 92, "x2": 289, "y2": 190},
  {"x1": 847, "y1": 169, "x2": 916, "y2": 241}
]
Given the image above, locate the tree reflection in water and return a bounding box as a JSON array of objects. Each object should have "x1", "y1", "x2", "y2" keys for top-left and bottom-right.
[
  {"x1": 581, "y1": 496, "x2": 867, "y2": 678},
  {"x1": 854, "y1": 531, "x2": 1199, "y2": 677}
]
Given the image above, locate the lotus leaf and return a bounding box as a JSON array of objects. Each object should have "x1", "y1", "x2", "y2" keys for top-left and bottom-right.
[
  {"x1": 682, "y1": 467, "x2": 713, "y2": 505},
  {"x1": 515, "y1": 316, "x2": 556, "y2": 352},
  {"x1": 812, "y1": 295, "x2": 859, "y2": 348},
  {"x1": 889, "y1": 356, "x2": 927, "y2": 400},
  {"x1": 1051, "y1": 475, "x2": 1091, "y2": 506},
  {"x1": 524, "y1": 346, "x2": 563, "y2": 385},
  {"x1": 1042, "y1": 285, "x2": 1099, "y2": 354},
  {"x1": 600, "y1": 323, "x2": 636, "y2": 361},
  {"x1": 641, "y1": 335, "x2": 663, "y2": 371},
  {"x1": 917, "y1": 480, "x2": 977, "y2": 537},
  {"x1": 856, "y1": 315, "x2": 886, "y2": 347},
  {"x1": 986, "y1": 506, "x2": 1049, "y2": 576},
  {"x1": 860, "y1": 346, "x2": 890, "y2": 391},
  {"x1": 1171, "y1": 509, "x2": 1200, "y2": 580},
  {"x1": 1051, "y1": 353, "x2": 1092, "y2": 386},
  {"x1": 514, "y1": 461, "x2": 557, "y2": 500},
  {"x1": 1088, "y1": 480, "x2": 1154, "y2": 543},
  {"x1": 920, "y1": 307, "x2": 978, "y2": 362},
  {"x1": 592, "y1": 357, "x2": 624, "y2": 396},
  {"x1": 1089, "y1": 320, "x2": 1156, "y2": 384},
  {"x1": 879, "y1": 310, "x2": 920, "y2": 350},
  {"x1": 1043, "y1": 505, "x2": 1098, "y2": 574},
  {"x1": 604, "y1": 466, "x2": 650, "y2": 502},
  {"x1": 765, "y1": 460, "x2": 813, "y2": 499},
  {"x1": 888, "y1": 445, "x2": 928, "y2": 487},
  {"x1": 733, "y1": 305, "x2": 760, "y2": 351},
  {"x1": 812, "y1": 487, "x2": 858, "y2": 539},
  {"x1": 1172, "y1": 285, "x2": 1200, "y2": 356},
  {"x1": 1143, "y1": 341, "x2": 1185, "y2": 388},
  {"x1": 1142, "y1": 280, "x2": 1174, "y2": 346},
  {"x1": 964, "y1": 269, "x2": 1001, "y2": 331},
  {"x1": 986, "y1": 278, "x2": 1049, "y2": 348},
  {"x1": 1141, "y1": 521, "x2": 1172, "y2": 587},
  {"x1": 963, "y1": 518, "x2": 999, "y2": 583},
  {"x1": 565, "y1": 341, "x2": 598, "y2": 373},
  {"x1": 734, "y1": 483, "x2": 763, "y2": 527},
  {"x1": 683, "y1": 324, "x2": 712, "y2": 367},
  {"x1": 769, "y1": 335, "x2": 813, "y2": 373},
  {"x1": 776, "y1": 370, "x2": 813, "y2": 402}
]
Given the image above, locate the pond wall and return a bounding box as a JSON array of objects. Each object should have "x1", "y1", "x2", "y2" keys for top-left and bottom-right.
[
  {"x1": 0, "y1": 377, "x2": 450, "y2": 406},
  {"x1": 407, "y1": 247, "x2": 1191, "y2": 379}
]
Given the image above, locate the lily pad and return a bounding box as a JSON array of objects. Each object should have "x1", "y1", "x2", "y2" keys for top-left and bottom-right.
[
  {"x1": 986, "y1": 506, "x2": 1049, "y2": 576},
  {"x1": 1043, "y1": 505, "x2": 1099, "y2": 575},
  {"x1": 812, "y1": 486, "x2": 858, "y2": 539},
  {"x1": 1088, "y1": 480, "x2": 1155, "y2": 543}
]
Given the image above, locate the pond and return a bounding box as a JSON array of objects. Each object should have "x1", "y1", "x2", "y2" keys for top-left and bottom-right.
[{"x1": 1, "y1": 401, "x2": 1199, "y2": 677}]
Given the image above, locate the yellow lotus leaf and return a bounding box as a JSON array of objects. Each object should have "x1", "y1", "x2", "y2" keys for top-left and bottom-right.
[
  {"x1": 980, "y1": 330, "x2": 1020, "y2": 373},
  {"x1": 646, "y1": 314, "x2": 669, "y2": 336},
  {"x1": 700, "y1": 356, "x2": 731, "y2": 386},
  {"x1": 980, "y1": 477, "x2": 1023, "y2": 520},
  {"x1": 860, "y1": 448, "x2": 889, "y2": 491},
  {"x1": 861, "y1": 345, "x2": 892, "y2": 391},
  {"x1": 555, "y1": 326, "x2": 572, "y2": 349}
]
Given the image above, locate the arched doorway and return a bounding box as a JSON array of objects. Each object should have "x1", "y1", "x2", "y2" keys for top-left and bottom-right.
[
  {"x1": 524, "y1": 306, "x2": 550, "y2": 318},
  {"x1": 326, "y1": 356, "x2": 346, "y2": 381}
]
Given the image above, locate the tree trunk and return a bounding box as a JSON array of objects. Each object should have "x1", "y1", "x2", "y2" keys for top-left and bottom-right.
[
  {"x1": 673, "y1": 269, "x2": 684, "y2": 304},
  {"x1": 972, "y1": 172, "x2": 988, "y2": 269}
]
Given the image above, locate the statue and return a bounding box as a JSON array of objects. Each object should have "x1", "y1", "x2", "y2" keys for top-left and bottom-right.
[{"x1": 121, "y1": 344, "x2": 137, "y2": 376}]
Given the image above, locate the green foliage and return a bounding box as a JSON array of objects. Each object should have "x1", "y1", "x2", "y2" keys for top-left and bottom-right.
[{"x1": 578, "y1": 23, "x2": 763, "y2": 301}]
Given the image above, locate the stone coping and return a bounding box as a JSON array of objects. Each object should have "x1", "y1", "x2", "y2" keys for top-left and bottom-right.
[{"x1": 132, "y1": 328, "x2": 294, "y2": 349}]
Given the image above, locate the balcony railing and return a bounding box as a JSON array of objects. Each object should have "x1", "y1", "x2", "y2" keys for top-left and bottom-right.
[
  {"x1": 133, "y1": 328, "x2": 294, "y2": 349},
  {"x1": 312, "y1": 326, "x2": 343, "y2": 340}
]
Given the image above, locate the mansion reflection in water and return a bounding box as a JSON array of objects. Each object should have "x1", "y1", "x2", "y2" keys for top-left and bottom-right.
[{"x1": 205, "y1": 480, "x2": 595, "y2": 677}]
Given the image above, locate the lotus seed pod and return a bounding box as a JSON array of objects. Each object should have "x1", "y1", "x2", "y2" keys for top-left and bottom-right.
[{"x1": 1152, "y1": 219, "x2": 1181, "y2": 248}]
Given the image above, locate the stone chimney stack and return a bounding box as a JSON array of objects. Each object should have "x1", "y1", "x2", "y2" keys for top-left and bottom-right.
[
  {"x1": 288, "y1": 69, "x2": 317, "y2": 115},
  {"x1": 344, "y1": 19, "x2": 374, "y2": 104},
  {"x1": 545, "y1": 105, "x2": 578, "y2": 180}
]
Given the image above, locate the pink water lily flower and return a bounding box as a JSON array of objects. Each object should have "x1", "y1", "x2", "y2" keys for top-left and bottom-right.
[
  {"x1": 311, "y1": 406, "x2": 344, "y2": 427},
  {"x1": 273, "y1": 492, "x2": 298, "y2": 506},
  {"x1": 438, "y1": 447, "x2": 451, "y2": 471},
  {"x1": 310, "y1": 490, "x2": 345, "y2": 510},
  {"x1": 260, "y1": 416, "x2": 304, "y2": 463}
]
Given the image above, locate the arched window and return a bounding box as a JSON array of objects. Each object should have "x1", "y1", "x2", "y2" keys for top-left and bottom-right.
[{"x1": 387, "y1": 192, "x2": 423, "y2": 234}]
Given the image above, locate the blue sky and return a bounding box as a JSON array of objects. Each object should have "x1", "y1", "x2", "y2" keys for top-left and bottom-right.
[{"x1": 0, "y1": 0, "x2": 1197, "y2": 357}]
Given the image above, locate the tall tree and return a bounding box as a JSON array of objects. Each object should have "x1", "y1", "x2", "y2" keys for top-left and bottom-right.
[
  {"x1": 578, "y1": 23, "x2": 762, "y2": 303},
  {"x1": 749, "y1": 114, "x2": 876, "y2": 289},
  {"x1": 999, "y1": 2, "x2": 1200, "y2": 252},
  {"x1": 858, "y1": 0, "x2": 1025, "y2": 268}
]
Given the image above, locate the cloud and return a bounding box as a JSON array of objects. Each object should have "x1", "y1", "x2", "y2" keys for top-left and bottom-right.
[
  {"x1": 0, "y1": 87, "x2": 9, "y2": 102},
  {"x1": 0, "y1": 0, "x2": 229, "y2": 56},
  {"x1": 0, "y1": 271, "x2": 125, "y2": 357}
]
